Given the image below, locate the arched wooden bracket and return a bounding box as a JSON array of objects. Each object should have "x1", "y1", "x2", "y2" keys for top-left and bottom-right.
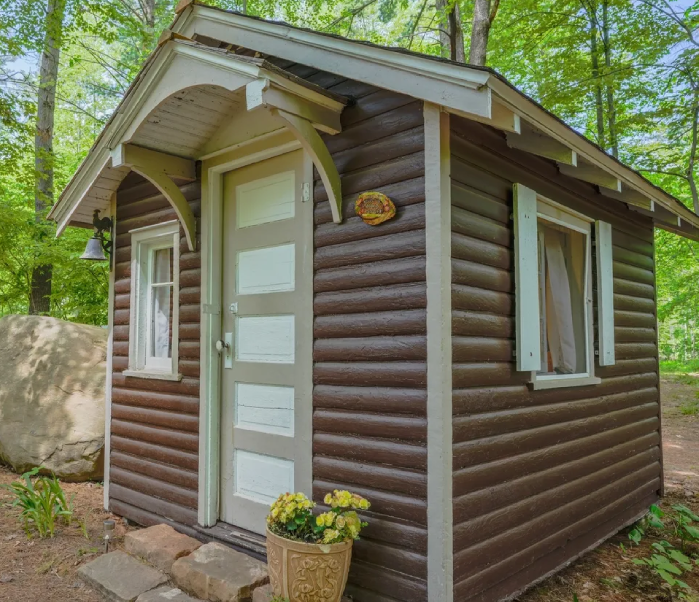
[
  {"x1": 274, "y1": 109, "x2": 343, "y2": 224},
  {"x1": 111, "y1": 144, "x2": 197, "y2": 251}
]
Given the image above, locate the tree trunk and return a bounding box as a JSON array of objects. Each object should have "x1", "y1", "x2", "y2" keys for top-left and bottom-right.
[
  {"x1": 602, "y1": 0, "x2": 618, "y2": 157},
  {"x1": 436, "y1": 0, "x2": 465, "y2": 62},
  {"x1": 687, "y1": 105, "x2": 699, "y2": 214},
  {"x1": 589, "y1": 8, "x2": 606, "y2": 150},
  {"x1": 30, "y1": 0, "x2": 66, "y2": 315},
  {"x1": 469, "y1": 0, "x2": 499, "y2": 66}
]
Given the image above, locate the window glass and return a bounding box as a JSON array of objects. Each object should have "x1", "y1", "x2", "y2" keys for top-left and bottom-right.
[
  {"x1": 151, "y1": 284, "x2": 172, "y2": 360},
  {"x1": 153, "y1": 247, "x2": 172, "y2": 284},
  {"x1": 537, "y1": 219, "x2": 587, "y2": 375}
]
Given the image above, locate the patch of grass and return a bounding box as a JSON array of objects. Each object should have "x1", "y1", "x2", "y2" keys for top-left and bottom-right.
[
  {"x1": 681, "y1": 400, "x2": 699, "y2": 415},
  {"x1": 661, "y1": 359, "x2": 699, "y2": 375}
]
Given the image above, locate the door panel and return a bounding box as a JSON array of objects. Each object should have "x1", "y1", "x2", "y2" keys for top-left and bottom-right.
[{"x1": 219, "y1": 149, "x2": 312, "y2": 534}]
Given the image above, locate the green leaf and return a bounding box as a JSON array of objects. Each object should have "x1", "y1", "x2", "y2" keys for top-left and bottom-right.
[{"x1": 657, "y1": 569, "x2": 678, "y2": 586}]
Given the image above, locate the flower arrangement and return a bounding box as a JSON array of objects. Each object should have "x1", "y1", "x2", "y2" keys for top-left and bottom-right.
[{"x1": 266, "y1": 490, "x2": 370, "y2": 545}]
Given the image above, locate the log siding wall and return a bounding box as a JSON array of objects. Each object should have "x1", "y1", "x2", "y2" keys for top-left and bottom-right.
[
  {"x1": 449, "y1": 115, "x2": 662, "y2": 601},
  {"x1": 109, "y1": 174, "x2": 202, "y2": 530},
  {"x1": 286, "y1": 65, "x2": 429, "y2": 602}
]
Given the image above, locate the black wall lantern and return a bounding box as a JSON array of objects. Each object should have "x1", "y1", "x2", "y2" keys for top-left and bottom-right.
[{"x1": 81, "y1": 210, "x2": 113, "y2": 262}]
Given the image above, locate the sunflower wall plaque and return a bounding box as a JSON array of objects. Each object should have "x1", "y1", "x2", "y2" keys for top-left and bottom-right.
[{"x1": 355, "y1": 191, "x2": 396, "y2": 226}]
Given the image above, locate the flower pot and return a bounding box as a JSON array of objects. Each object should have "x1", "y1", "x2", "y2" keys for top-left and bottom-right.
[{"x1": 266, "y1": 528, "x2": 353, "y2": 602}]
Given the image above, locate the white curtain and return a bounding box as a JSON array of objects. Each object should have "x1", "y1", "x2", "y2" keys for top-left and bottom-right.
[
  {"x1": 153, "y1": 249, "x2": 171, "y2": 358},
  {"x1": 544, "y1": 230, "x2": 577, "y2": 374}
]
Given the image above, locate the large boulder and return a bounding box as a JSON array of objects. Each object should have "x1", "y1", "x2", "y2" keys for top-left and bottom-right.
[{"x1": 0, "y1": 315, "x2": 107, "y2": 481}]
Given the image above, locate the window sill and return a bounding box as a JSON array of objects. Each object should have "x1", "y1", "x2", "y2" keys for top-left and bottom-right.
[
  {"x1": 529, "y1": 375, "x2": 602, "y2": 391},
  {"x1": 122, "y1": 369, "x2": 183, "y2": 382}
]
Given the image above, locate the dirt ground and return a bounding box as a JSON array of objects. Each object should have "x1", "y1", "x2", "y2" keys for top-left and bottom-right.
[
  {"x1": 0, "y1": 473, "x2": 131, "y2": 602},
  {"x1": 0, "y1": 376, "x2": 698, "y2": 602}
]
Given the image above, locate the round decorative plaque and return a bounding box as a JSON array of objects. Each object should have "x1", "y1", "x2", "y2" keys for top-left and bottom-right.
[{"x1": 355, "y1": 191, "x2": 396, "y2": 226}]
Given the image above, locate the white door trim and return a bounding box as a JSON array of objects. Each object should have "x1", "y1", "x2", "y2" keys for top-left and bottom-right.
[{"x1": 199, "y1": 129, "x2": 305, "y2": 527}]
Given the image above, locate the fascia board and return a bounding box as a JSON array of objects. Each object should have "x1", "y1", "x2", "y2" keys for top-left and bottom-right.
[
  {"x1": 490, "y1": 79, "x2": 699, "y2": 229},
  {"x1": 175, "y1": 5, "x2": 492, "y2": 120},
  {"x1": 55, "y1": 150, "x2": 112, "y2": 235}
]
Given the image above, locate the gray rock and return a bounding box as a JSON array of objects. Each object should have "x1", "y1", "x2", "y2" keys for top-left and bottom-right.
[
  {"x1": 171, "y1": 542, "x2": 268, "y2": 602},
  {"x1": 125, "y1": 524, "x2": 202, "y2": 573},
  {"x1": 0, "y1": 315, "x2": 107, "y2": 481},
  {"x1": 137, "y1": 586, "x2": 202, "y2": 602},
  {"x1": 78, "y1": 551, "x2": 168, "y2": 602}
]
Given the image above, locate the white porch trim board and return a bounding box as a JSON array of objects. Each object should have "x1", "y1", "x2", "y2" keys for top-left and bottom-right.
[
  {"x1": 424, "y1": 103, "x2": 454, "y2": 602},
  {"x1": 104, "y1": 193, "x2": 116, "y2": 510}
]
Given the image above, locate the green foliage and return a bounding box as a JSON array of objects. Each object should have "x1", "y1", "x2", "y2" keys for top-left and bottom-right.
[
  {"x1": 661, "y1": 360, "x2": 699, "y2": 375},
  {"x1": 680, "y1": 400, "x2": 699, "y2": 416},
  {"x1": 0, "y1": 0, "x2": 696, "y2": 338},
  {"x1": 0, "y1": 467, "x2": 74, "y2": 538},
  {"x1": 628, "y1": 504, "x2": 699, "y2": 599}
]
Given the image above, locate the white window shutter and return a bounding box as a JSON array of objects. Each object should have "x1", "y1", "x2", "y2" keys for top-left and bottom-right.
[
  {"x1": 513, "y1": 183, "x2": 541, "y2": 371},
  {"x1": 596, "y1": 220, "x2": 616, "y2": 366}
]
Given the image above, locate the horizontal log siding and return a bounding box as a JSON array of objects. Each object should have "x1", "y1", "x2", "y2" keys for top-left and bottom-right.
[
  {"x1": 110, "y1": 174, "x2": 201, "y2": 528},
  {"x1": 308, "y1": 73, "x2": 428, "y2": 602},
  {"x1": 449, "y1": 116, "x2": 661, "y2": 601}
]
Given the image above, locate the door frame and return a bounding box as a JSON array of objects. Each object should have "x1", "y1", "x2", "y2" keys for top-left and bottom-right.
[{"x1": 198, "y1": 128, "x2": 313, "y2": 527}]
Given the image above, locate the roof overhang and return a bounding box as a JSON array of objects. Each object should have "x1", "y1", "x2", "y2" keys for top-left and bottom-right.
[
  {"x1": 49, "y1": 36, "x2": 348, "y2": 237},
  {"x1": 169, "y1": 0, "x2": 699, "y2": 240}
]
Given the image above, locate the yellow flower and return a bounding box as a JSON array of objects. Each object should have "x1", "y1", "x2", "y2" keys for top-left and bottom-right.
[
  {"x1": 323, "y1": 529, "x2": 340, "y2": 544},
  {"x1": 335, "y1": 516, "x2": 346, "y2": 529},
  {"x1": 324, "y1": 493, "x2": 332, "y2": 505}
]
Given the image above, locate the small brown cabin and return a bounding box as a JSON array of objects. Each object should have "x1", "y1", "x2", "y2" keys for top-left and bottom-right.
[{"x1": 50, "y1": 3, "x2": 699, "y2": 600}]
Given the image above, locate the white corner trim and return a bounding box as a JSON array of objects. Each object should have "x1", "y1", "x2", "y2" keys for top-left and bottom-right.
[
  {"x1": 424, "y1": 103, "x2": 453, "y2": 602},
  {"x1": 104, "y1": 194, "x2": 116, "y2": 511}
]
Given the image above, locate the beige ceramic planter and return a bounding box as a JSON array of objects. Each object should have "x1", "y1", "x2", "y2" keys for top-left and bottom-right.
[{"x1": 266, "y1": 528, "x2": 353, "y2": 602}]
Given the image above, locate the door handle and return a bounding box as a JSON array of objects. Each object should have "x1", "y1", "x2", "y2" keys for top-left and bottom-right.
[{"x1": 217, "y1": 333, "x2": 234, "y2": 369}]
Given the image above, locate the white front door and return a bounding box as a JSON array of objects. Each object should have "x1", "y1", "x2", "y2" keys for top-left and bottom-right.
[{"x1": 219, "y1": 148, "x2": 313, "y2": 534}]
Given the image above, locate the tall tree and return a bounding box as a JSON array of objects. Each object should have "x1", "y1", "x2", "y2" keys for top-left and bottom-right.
[
  {"x1": 436, "y1": 0, "x2": 465, "y2": 61},
  {"x1": 469, "y1": 0, "x2": 500, "y2": 65},
  {"x1": 30, "y1": 0, "x2": 66, "y2": 315}
]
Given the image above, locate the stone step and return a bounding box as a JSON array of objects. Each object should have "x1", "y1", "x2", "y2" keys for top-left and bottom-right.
[
  {"x1": 137, "y1": 586, "x2": 203, "y2": 602},
  {"x1": 125, "y1": 524, "x2": 202, "y2": 573},
  {"x1": 171, "y1": 542, "x2": 269, "y2": 602},
  {"x1": 77, "y1": 551, "x2": 169, "y2": 602}
]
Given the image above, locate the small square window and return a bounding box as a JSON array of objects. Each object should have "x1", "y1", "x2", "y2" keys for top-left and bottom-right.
[{"x1": 125, "y1": 221, "x2": 180, "y2": 380}]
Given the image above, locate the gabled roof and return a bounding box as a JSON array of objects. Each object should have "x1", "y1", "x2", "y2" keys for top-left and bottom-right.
[
  {"x1": 50, "y1": 0, "x2": 699, "y2": 241},
  {"x1": 168, "y1": 0, "x2": 699, "y2": 240}
]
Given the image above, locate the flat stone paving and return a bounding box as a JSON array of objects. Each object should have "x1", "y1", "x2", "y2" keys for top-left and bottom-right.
[
  {"x1": 171, "y1": 542, "x2": 268, "y2": 602},
  {"x1": 78, "y1": 550, "x2": 168, "y2": 602},
  {"x1": 126, "y1": 524, "x2": 202, "y2": 573}
]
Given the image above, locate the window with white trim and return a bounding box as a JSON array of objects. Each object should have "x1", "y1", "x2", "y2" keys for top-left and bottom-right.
[
  {"x1": 514, "y1": 184, "x2": 615, "y2": 389},
  {"x1": 126, "y1": 221, "x2": 180, "y2": 379}
]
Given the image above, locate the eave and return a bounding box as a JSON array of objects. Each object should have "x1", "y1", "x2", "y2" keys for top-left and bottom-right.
[{"x1": 169, "y1": 0, "x2": 699, "y2": 241}]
